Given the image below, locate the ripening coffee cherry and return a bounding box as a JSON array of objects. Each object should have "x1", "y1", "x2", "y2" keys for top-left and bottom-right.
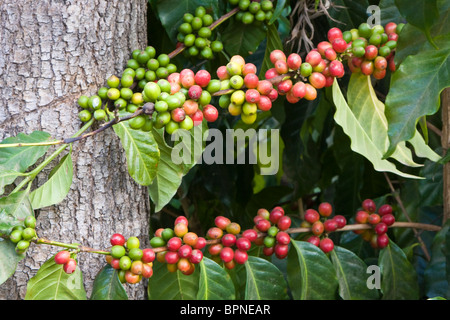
[
  {"x1": 324, "y1": 219, "x2": 339, "y2": 233},
  {"x1": 269, "y1": 209, "x2": 284, "y2": 224},
  {"x1": 119, "y1": 255, "x2": 132, "y2": 270},
  {"x1": 178, "y1": 244, "x2": 193, "y2": 259},
  {"x1": 220, "y1": 247, "x2": 235, "y2": 263},
  {"x1": 327, "y1": 27, "x2": 343, "y2": 43},
  {"x1": 234, "y1": 249, "x2": 248, "y2": 264},
  {"x1": 375, "y1": 222, "x2": 388, "y2": 235},
  {"x1": 304, "y1": 84, "x2": 317, "y2": 100},
  {"x1": 368, "y1": 213, "x2": 381, "y2": 225},
  {"x1": 189, "y1": 249, "x2": 203, "y2": 264},
  {"x1": 126, "y1": 236, "x2": 140, "y2": 250},
  {"x1": 319, "y1": 238, "x2": 334, "y2": 253},
  {"x1": 307, "y1": 235, "x2": 321, "y2": 247},
  {"x1": 277, "y1": 216, "x2": 292, "y2": 231},
  {"x1": 207, "y1": 227, "x2": 224, "y2": 240},
  {"x1": 355, "y1": 210, "x2": 370, "y2": 224},
  {"x1": 333, "y1": 215, "x2": 347, "y2": 228},
  {"x1": 167, "y1": 237, "x2": 182, "y2": 252},
  {"x1": 275, "y1": 231, "x2": 290, "y2": 245},
  {"x1": 318, "y1": 202, "x2": 333, "y2": 217},
  {"x1": 255, "y1": 219, "x2": 271, "y2": 232},
  {"x1": 362, "y1": 199, "x2": 376, "y2": 213},
  {"x1": 174, "y1": 215, "x2": 189, "y2": 226},
  {"x1": 241, "y1": 229, "x2": 258, "y2": 242},
  {"x1": 54, "y1": 250, "x2": 71, "y2": 265},
  {"x1": 305, "y1": 209, "x2": 320, "y2": 224},
  {"x1": 309, "y1": 72, "x2": 326, "y2": 89},
  {"x1": 183, "y1": 232, "x2": 199, "y2": 247},
  {"x1": 203, "y1": 104, "x2": 219, "y2": 122},
  {"x1": 193, "y1": 237, "x2": 207, "y2": 249},
  {"x1": 125, "y1": 271, "x2": 141, "y2": 284},
  {"x1": 381, "y1": 213, "x2": 395, "y2": 226},
  {"x1": 332, "y1": 38, "x2": 347, "y2": 53},
  {"x1": 305, "y1": 50, "x2": 323, "y2": 67},
  {"x1": 377, "y1": 233, "x2": 390, "y2": 249},
  {"x1": 142, "y1": 248, "x2": 156, "y2": 263},
  {"x1": 378, "y1": 204, "x2": 393, "y2": 216},
  {"x1": 110, "y1": 233, "x2": 126, "y2": 246},
  {"x1": 63, "y1": 258, "x2": 77, "y2": 274},
  {"x1": 236, "y1": 237, "x2": 252, "y2": 251},
  {"x1": 111, "y1": 245, "x2": 126, "y2": 259},
  {"x1": 269, "y1": 49, "x2": 286, "y2": 64},
  {"x1": 287, "y1": 53, "x2": 302, "y2": 70},
  {"x1": 141, "y1": 263, "x2": 154, "y2": 279},
  {"x1": 221, "y1": 233, "x2": 237, "y2": 247},
  {"x1": 311, "y1": 221, "x2": 324, "y2": 236},
  {"x1": 208, "y1": 243, "x2": 223, "y2": 256}
]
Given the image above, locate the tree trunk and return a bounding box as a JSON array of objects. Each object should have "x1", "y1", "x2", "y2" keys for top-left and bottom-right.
[{"x1": 0, "y1": 0, "x2": 149, "y2": 299}]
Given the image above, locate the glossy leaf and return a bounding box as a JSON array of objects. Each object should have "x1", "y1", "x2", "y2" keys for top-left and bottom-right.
[
  {"x1": 385, "y1": 33, "x2": 450, "y2": 157},
  {"x1": 0, "y1": 240, "x2": 25, "y2": 286},
  {"x1": 148, "y1": 260, "x2": 199, "y2": 300},
  {"x1": 113, "y1": 120, "x2": 160, "y2": 186},
  {"x1": 287, "y1": 240, "x2": 338, "y2": 299},
  {"x1": 244, "y1": 256, "x2": 289, "y2": 300},
  {"x1": 0, "y1": 191, "x2": 33, "y2": 235},
  {"x1": 90, "y1": 264, "x2": 128, "y2": 300},
  {"x1": 0, "y1": 131, "x2": 52, "y2": 194},
  {"x1": 25, "y1": 256, "x2": 87, "y2": 300},
  {"x1": 379, "y1": 0, "x2": 404, "y2": 26},
  {"x1": 197, "y1": 257, "x2": 235, "y2": 300},
  {"x1": 395, "y1": 0, "x2": 439, "y2": 47},
  {"x1": 259, "y1": 24, "x2": 284, "y2": 80},
  {"x1": 327, "y1": 0, "x2": 370, "y2": 29},
  {"x1": 221, "y1": 21, "x2": 267, "y2": 57},
  {"x1": 332, "y1": 77, "x2": 421, "y2": 179},
  {"x1": 29, "y1": 153, "x2": 73, "y2": 209},
  {"x1": 379, "y1": 240, "x2": 420, "y2": 299},
  {"x1": 330, "y1": 246, "x2": 380, "y2": 300}
]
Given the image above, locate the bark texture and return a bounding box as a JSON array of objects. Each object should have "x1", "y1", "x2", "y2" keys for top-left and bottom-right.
[{"x1": 0, "y1": 0, "x2": 150, "y2": 299}]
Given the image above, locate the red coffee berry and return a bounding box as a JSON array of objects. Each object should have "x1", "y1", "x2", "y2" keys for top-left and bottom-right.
[
  {"x1": 275, "y1": 60, "x2": 289, "y2": 74},
  {"x1": 317, "y1": 41, "x2": 333, "y2": 56},
  {"x1": 362, "y1": 199, "x2": 376, "y2": 213},
  {"x1": 274, "y1": 244, "x2": 289, "y2": 259},
  {"x1": 255, "y1": 218, "x2": 271, "y2": 232},
  {"x1": 257, "y1": 95, "x2": 272, "y2": 111},
  {"x1": 175, "y1": 216, "x2": 189, "y2": 226},
  {"x1": 194, "y1": 70, "x2": 211, "y2": 88},
  {"x1": 324, "y1": 219, "x2": 338, "y2": 233},
  {"x1": 110, "y1": 258, "x2": 120, "y2": 270},
  {"x1": 324, "y1": 48, "x2": 337, "y2": 61},
  {"x1": 193, "y1": 236, "x2": 207, "y2": 249},
  {"x1": 183, "y1": 232, "x2": 199, "y2": 247},
  {"x1": 381, "y1": 213, "x2": 395, "y2": 226},
  {"x1": 305, "y1": 50, "x2": 322, "y2": 67},
  {"x1": 378, "y1": 204, "x2": 393, "y2": 216},
  {"x1": 333, "y1": 215, "x2": 347, "y2": 228},
  {"x1": 355, "y1": 210, "x2": 370, "y2": 224},
  {"x1": 263, "y1": 246, "x2": 274, "y2": 256},
  {"x1": 234, "y1": 249, "x2": 249, "y2": 264},
  {"x1": 270, "y1": 49, "x2": 286, "y2": 64},
  {"x1": 373, "y1": 68, "x2": 386, "y2": 80},
  {"x1": 364, "y1": 45, "x2": 378, "y2": 60},
  {"x1": 375, "y1": 222, "x2": 388, "y2": 235},
  {"x1": 188, "y1": 85, "x2": 203, "y2": 100},
  {"x1": 165, "y1": 251, "x2": 180, "y2": 264},
  {"x1": 236, "y1": 237, "x2": 252, "y2": 251},
  {"x1": 54, "y1": 251, "x2": 71, "y2": 265},
  {"x1": 178, "y1": 244, "x2": 193, "y2": 258},
  {"x1": 215, "y1": 216, "x2": 231, "y2": 230},
  {"x1": 167, "y1": 237, "x2": 182, "y2": 251},
  {"x1": 277, "y1": 79, "x2": 293, "y2": 94},
  {"x1": 203, "y1": 104, "x2": 219, "y2": 122},
  {"x1": 319, "y1": 238, "x2": 334, "y2": 253},
  {"x1": 220, "y1": 247, "x2": 235, "y2": 263},
  {"x1": 307, "y1": 235, "x2": 321, "y2": 247},
  {"x1": 245, "y1": 89, "x2": 261, "y2": 103},
  {"x1": 377, "y1": 233, "x2": 390, "y2": 249},
  {"x1": 208, "y1": 243, "x2": 223, "y2": 256},
  {"x1": 318, "y1": 202, "x2": 333, "y2": 217},
  {"x1": 384, "y1": 22, "x2": 397, "y2": 35},
  {"x1": 309, "y1": 72, "x2": 326, "y2": 89},
  {"x1": 305, "y1": 209, "x2": 320, "y2": 224},
  {"x1": 221, "y1": 233, "x2": 237, "y2": 247},
  {"x1": 189, "y1": 249, "x2": 203, "y2": 264},
  {"x1": 243, "y1": 63, "x2": 257, "y2": 76},
  {"x1": 63, "y1": 258, "x2": 77, "y2": 274},
  {"x1": 267, "y1": 88, "x2": 279, "y2": 101},
  {"x1": 332, "y1": 38, "x2": 347, "y2": 53},
  {"x1": 142, "y1": 248, "x2": 156, "y2": 263},
  {"x1": 327, "y1": 27, "x2": 343, "y2": 43},
  {"x1": 244, "y1": 73, "x2": 260, "y2": 88},
  {"x1": 275, "y1": 231, "x2": 290, "y2": 245},
  {"x1": 257, "y1": 80, "x2": 274, "y2": 95},
  {"x1": 142, "y1": 263, "x2": 154, "y2": 279},
  {"x1": 292, "y1": 81, "x2": 306, "y2": 99},
  {"x1": 269, "y1": 209, "x2": 284, "y2": 224},
  {"x1": 242, "y1": 229, "x2": 258, "y2": 242},
  {"x1": 110, "y1": 233, "x2": 126, "y2": 246},
  {"x1": 361, "y1": 60, "x2": 374, "y2": 76},
  {"x1": 216, "y1": 65, "x2": 229, "y2": 80},
  {"x1": 277, "y1": 216, "x2": 292, "y2": 231},
  {"x1": 287, "y1": 53, "x2": 302, "y2": 70},
  {"x1": 329, "y1": 60, "x2": 345, "y2": 78}
]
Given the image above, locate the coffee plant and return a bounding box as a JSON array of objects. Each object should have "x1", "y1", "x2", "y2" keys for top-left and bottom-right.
[{"x1": 0, "y1": 0, "x2": 449, "y2": 301}]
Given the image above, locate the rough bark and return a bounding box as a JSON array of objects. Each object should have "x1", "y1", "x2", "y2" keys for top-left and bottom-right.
[{"x1": 0, "y1": 0, "x2": 150, "y2": 299}]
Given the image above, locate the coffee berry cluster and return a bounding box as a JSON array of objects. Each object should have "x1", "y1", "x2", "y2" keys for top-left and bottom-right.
[
  {"x1": 354, "y1": 199, "x2": 395, "y2": 249},
  {"x1": 8, "y1": 215, "x2": 37, "y2": 255},
  {"x1": 301, "y1": 202, "x2": 347, "y2": 253},
  {"x1": 229, "y1": 0, "x2": 275, "y2": 25},
  {"x1": 54, "y1": 250, "x2": 78, "y2": 274},
  {"x1": 104, "y1": 234, "x2": 155, "y2": 284},
  {"x1": 177, "y1": 6, "x2": 223, "y2": 60},
  {"x1": 217, "y1": 55, "x2": 277, "y2": 124},
  {"x1": 150, "y1": 216, "x2": 205, "y2": 275},
  {"x1": 77, "y1": 46, "x2": 177, "y2": 128},
  {"x1": 253, "y1": 206, "x2": 292, "y2": 259},
  {"x1": 206, "y1": 217, "x2": 253, "y2": 269}
]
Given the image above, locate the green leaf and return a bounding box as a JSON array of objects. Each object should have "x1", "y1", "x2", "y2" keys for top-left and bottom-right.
[
  {"x1": 287, "y1": 240, "x2": 338, "y2": 299},
  {"x1": 0, "y1": 170, "x2": 27, "y2": 196},
  {"x1": 330, "y1": 246, "x2": 380, "y2": 300},
  {"x1": 148, "y1": 261, "x2": 199, "y2": 300},
  {"x1": 332, "y1": 76, "x2": 422, "y2": 179},
  {"x1": 148, "y1": 125, "x2": 205, "y2": 211},
  {"x1": 327, "y1": 0, "x2": 370, "y2": 30},
  {"x1": 385, "y1": 33, "x2": 450, "y2": 157},
  {"x1": 379, "y1": 0, "x2": 404, "y2": 26},
  {"x1": 0, "y1": 191, "x2": 33, "y2": 235},
  {"x1": 90, "y1": 264, "x2": 128, "y2": 300},
  {"x1": 269, "y1": 0, "x2": 287, "y2": 25},
  {"x1": 395, "y1": 0, "x2": 440, "y2": 48},
  {"x1": 0, "y1": 131, "x2": 52, "y2": 193},
  {"x1": 0, "y1": 240, "x2": 25, "y2": 286},
  {"x1": 379, "y1": 240, "x2": 420, "y2": 299},
  {"x1": 221, "y1": 21, "x2": 267, "y2": 57},
  {"x1": 197, "y1": 257, "x2": 235, "y2": 300},
  {"x1": 29, "y1": 153, "x2": 73, "y2": 209},
  {"x1": 113, "y1": 120, "x2": 160, "y2": 186},
  {"x1": 154, "y1": 0, "x2": 220, "y2": 43},
  {"x1": 244, "y1": 256, "x2": 289, "y2": 300},
  {"x1": 25, "y1": 256, "x2": 87, "y2": 300}
]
